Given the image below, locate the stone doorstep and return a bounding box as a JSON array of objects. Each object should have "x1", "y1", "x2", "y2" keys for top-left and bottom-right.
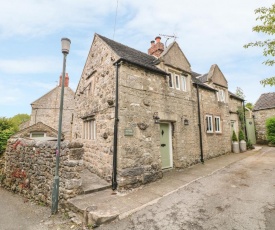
[
  {"x1": 80, "y1": 168, "x2": 111, "y2": 195},
  {"x1": 66, "y1": 189, "x2": 120, "y2": 226}
]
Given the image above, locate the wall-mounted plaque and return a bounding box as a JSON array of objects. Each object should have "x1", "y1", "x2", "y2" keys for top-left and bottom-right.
[{"x1": 124, "y1": 128, "x2": 134, "y2": 136}]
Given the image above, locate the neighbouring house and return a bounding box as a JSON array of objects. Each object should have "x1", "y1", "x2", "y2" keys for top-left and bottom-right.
[
  {"x1": 12, "y1": 121, "x2": 63, "y2": 140},
  {"x1": 27, "y1": 73, "x2": 75, "y2": 140},
  {"x1": 253, "y1": 92, "x2": 275, "y2": 144},
  {"x1": 72, "y1": 33, "x2": 244, "y2": 190},
  {"x1": 228, "y1": 91, "x2": 245, "y2": 136}
]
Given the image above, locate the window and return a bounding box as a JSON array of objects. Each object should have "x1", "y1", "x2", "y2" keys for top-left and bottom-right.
[
  {"x1": 206, "y1": 115, "x2": 213, "y2": 133},
  {"x1": 167, "y1": 74, "x2": 174, "y2": 88},
  {"x1": 181, "y1": 75, "x2": 187, "y2": 91},
  {"x1": 217, "y1": 89, "x2": 225, "y2": 102},
  {"x1": 30, "y1": 132, "x2": 46, "y2": 138},
  {"x1": 214, "y1": 116, "x2": 221, "y2": 133},
  {"x1": 175, "y1": 75, "x2": 180, "y2": 90},
  {"x1": 83, "y1": 120, "x2": 96, "y2": 140}
]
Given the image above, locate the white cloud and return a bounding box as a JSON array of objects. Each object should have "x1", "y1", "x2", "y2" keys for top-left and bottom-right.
[
  {"x1": 0, "y1": 0, "x2": 117, "y2": 38},
  {"x1": 0, "y1": 57, "x2": 60, "y2": 74}
]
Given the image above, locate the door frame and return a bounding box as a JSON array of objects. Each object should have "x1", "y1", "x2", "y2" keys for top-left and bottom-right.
[{"x1": 160, "y1": 122, "x2": 173, "y2": 169}]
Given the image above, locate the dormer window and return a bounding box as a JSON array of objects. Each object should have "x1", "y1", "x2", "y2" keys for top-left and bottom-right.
[
  {"x1": 167, "y1": 74, "x2": 174, "y2": 88},
  {"x1": 181, "y1": 75, "x2": 187, "y2": 91},
  {"x1": 168, "y1": 72, "x2": 188, "y2": 92},
  {"x1": 217, "y1": 89, "x2": 225, "y2": 102},
  {"x1": 175, "y1": 75, "x2": 180, "y2": 90}
]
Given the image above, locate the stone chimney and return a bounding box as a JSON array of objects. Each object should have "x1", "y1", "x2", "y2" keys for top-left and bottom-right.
[
  {"x1": 59, "y1": 73, "x2": 69, "y2": 87},
  {"x1": 148, "y1": 36, "x2": 164, "y2": 57}
]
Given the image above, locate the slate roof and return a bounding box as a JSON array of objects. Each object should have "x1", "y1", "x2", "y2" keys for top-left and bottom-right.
[
  {"x1": 191, "y1": 72, "x2": 216, "y2": 92},
  {"x1": 253, "y1": 92, "x2": 275, "y2": 111},
  {"x1": 197, "y1": 74, "x2": 208, "y2": 83},
  {"x1": 228, "y1": 91, "x2": 244, "y2": 101},
  {"x1": 97, "y1": 34, "x2": 167, "y2": 75}
]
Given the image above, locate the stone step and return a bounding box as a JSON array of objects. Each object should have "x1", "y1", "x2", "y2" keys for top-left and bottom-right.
[
  {"x1": 66, "y1": 189, "x2": 119, "y2": 226},
  {"x1": 80, "y1": 169, "x2": 111, "y2": 195}
]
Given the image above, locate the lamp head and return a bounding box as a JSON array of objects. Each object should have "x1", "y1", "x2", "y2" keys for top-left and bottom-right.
[{"x1": 61, "y1": 38, "x2": 71, "y2": 54}]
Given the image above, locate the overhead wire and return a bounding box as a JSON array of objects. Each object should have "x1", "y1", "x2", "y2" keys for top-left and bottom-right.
[{"x1": 113, "y1": 0, "x2": 119, "y2": 40}]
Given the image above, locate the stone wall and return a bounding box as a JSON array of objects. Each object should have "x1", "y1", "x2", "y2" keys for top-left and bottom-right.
[
  {"x1": 199, "y1": 88, "x2": 231, "y2": 158},
  {"x1": 253, "y1": 108, "x2": 275, "y2": 144},
  {"x1": 73, "y1": 35, "x2": 119, "y2": 181},
  {"x1": 2, "y1": 138, "x2": 83, "y2": 205}
]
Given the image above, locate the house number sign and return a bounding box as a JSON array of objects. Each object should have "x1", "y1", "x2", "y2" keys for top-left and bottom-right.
[{"x1": 124, "y1": 128, "x2": 134, "y2": 136}]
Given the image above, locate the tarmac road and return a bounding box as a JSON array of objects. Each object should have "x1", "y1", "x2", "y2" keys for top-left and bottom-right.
[
  {"x1": 99, "y1": 147, "x2": 275, "y2": 230},
  {"x1": 0, "y1": 187, "x2": 77, "y2": 230}
]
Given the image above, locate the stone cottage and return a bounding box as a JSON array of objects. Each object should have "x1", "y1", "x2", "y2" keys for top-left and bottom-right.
[
  {"x1": 25, "y1": 74, "x2": 75, "y2": 140},
  {"x1": 72, "y1": 34, "x2": 243, "y2": 190},
  {"x1": 253, "y1": 92, "x2": 275, "y2": 144}
]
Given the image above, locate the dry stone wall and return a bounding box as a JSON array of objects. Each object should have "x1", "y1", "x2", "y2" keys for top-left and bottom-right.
[{"x1": 2, "y1": 138, "x2": 83, "y2": 205}]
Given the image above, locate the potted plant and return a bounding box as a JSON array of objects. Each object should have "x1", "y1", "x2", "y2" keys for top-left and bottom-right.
[
  {"x1": 232, "y1": 130, "x2": 240, "y2": 153},
  {"x1": 239, "y1": 130, "x2": 247, "y2": 152}
]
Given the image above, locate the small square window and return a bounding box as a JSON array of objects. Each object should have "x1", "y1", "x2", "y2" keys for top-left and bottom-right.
[{"x1": 83, "y1": 120, "x2": 96, "y2": 140}]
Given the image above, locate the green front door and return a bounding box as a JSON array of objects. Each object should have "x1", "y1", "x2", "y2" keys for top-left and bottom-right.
[{"x1": 160, "y1": 123, "x2": 172, "y2": 169}]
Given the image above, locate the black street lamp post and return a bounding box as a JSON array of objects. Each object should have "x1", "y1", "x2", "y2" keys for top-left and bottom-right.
[{"x1": 51, "y1": 38, "x2": 71, "y2": 214}]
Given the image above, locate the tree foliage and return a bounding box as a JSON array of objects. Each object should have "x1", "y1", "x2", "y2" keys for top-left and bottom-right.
[
  {"x1": 245, "y1": 102, "x2": 254, "y2": 110},
  {"x1": 232, "y1": 130, "x2": 238, "y2": 142},
  {"x1": 0, "y1": 114, "x2": 30, "y2": 156},
  {"x1": 266, "y1": 117, "x2": 275, "y2": 145},
  {"x1": 244, "y1": 4, "x2": 275, "y2": 86},
  {"x1": 239, "y1": 130, "x2": 245, "y2": 141},
  {"x1": 0, "y1": 117, "x2": 15, "y2": 155}
]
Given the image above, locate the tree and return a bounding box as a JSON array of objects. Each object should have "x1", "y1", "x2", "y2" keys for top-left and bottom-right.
[
  {"x1": 244, "y1": 4, "x2": 275, "y2": 86},
  {"x1": 245, "y1": 102, "x2": 254, "y2": 110},
  {"x1": 266, "y1": 117, "x2": 275, "y2": 145},
  {"x1": 10, "y1": 113, "x2": 30, "y2": 129},
  {"x1": 235, "y1": 87, "x2": 245, "y2": 99},
  {"x1": 0, "y1": 114, "x2": 30, "y2": 156},
  {"x1": 0, "y1": 117, "x2": 16, "y2": 155}
]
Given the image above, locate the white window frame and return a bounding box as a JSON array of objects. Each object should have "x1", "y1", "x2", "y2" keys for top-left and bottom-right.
[
  {"x1": 217, "y1": 89, "x2": 225, "y2": 102},
  {"x1": 214, "y1": 116, "x2": 221, "y2": 133},
  {"x1": 206, "y1": 115, "x2": 213, "y2": 133},
  {"x1": 83, "y1": 120, "x2": 96, "y2": 140},
  {"x1": 175, "y1": 74, "x2": 180, "y2": 90},
  {"x1": 30, "y1": 132, "x2": 46, "y2": 138},
  {"x1": 181, "y1": 75, "x2": 187, "y2": 91}
]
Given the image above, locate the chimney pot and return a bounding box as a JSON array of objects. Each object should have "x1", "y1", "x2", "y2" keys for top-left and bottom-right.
[
  {"x1": 150, "y1": 40, "x2": 155, "y2": 47},
  {"x1": 155, "y1": 36, "x2": 161, "y2": 43},
  {"x1": 59, "y1": 73, "x2": 69, "y2": 87}
]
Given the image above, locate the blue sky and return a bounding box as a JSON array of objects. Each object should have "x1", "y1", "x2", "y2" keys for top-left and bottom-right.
[{"x1": 0, "y1": 0, "x2": 274, "y2": 118}]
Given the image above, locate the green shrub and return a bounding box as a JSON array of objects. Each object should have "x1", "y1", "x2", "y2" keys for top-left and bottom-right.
[
  {"x1": 266, "y1": 117, "x2": 275, "y2": 145},
  {"x1": 238, "y1": 130, "x2": 245, "y2": 141},
  {"x1": 246, "y1": 139, "x2": 255, "y2": 149},
  {"x1": 232, "y1": 130, "x2": 238, "y2": 142}
]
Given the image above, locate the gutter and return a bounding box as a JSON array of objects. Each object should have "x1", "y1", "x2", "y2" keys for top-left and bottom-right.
[
  {"x1": 114, "y1": 58, "x2": 167, "y2": 76},
  {"x1": 196, "y1": 84, "x2": 204, "y2": 164},
  {"x1": 112, "y1": 61, "x2": 120, "y2": 190},
  {"x1": 243, "y1": 101, "x2": 248, "y2": 140}
]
